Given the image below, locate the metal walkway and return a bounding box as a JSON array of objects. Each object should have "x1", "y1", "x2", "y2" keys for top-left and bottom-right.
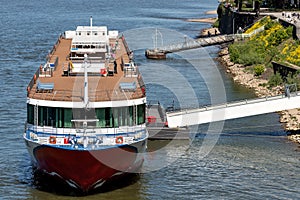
[
  {"x1": 166, "y1": 92, "x2": 300, "y2": 128},
  {"x1": 161, "y1": 35, "x2": 235, "y2": 53},
  {"x1": 145, "y1": 24, "x2": 266, "y2": 59}
]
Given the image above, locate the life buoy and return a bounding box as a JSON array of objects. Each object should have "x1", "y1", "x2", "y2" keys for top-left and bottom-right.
[
  {"x1": 49, "y1": 136, "x2": 56, "y2": 144},
  {"x1": 115, "y1": 136, "x2": 123, "y2": 144}
]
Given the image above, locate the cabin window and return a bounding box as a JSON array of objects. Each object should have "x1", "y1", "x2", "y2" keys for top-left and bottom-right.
[
  {"x1": 46, "y1": 107, "x2": 55, "y2": 127},
  {"x1": 128, "y1": 106, "x2": 134, "y2": 126},
  {"x1": 38, "y1": 106, "x2": 44, "y2": 126},
  {"x1": 105, "y1": 107, "x2": 113, "y2": 127},
  {"x1": 96, "y1": 108, "x2": 106, "y2": 127},
  {"x1": 30, "y1": 105, "x2": 145, "y2": 128},
  {"x1": 27, "y1": 104, "x2": 34, "y2": 124},
  {"x1": 137, "y1": 104, "x2": 146, "y2": 125},
  {"x1": 63, "y1": 108, "x2": 72, "y2": 128},
  {"x1": 56, "y1": 108, "x2": 63, "y2": 128}
]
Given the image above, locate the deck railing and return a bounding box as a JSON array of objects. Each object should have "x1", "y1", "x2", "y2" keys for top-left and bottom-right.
[{"x1": 29, "y1": 86, "x2": 145, "y2": 102}]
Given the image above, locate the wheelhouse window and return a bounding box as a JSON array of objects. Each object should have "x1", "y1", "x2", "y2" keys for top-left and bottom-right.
[
  {"x1": 137, "y1": 104, "x2": 146, "y2": 125},
  {"x1": 27, "y1": 104, "x2": 146, "y2": 128},
  {"x1": 27, "y1": 104, "x2": 34, "y2": 124}
]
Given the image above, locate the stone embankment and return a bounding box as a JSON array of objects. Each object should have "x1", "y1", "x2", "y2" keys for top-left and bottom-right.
[{"x1": 218, "y1": 47, "x2": 300, "y2": 144}]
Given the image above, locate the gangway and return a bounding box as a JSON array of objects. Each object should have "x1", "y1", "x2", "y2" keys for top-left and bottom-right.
[
  {"x1": 145, "y1": 24, "x2": 266, "y2": 59},
  {"x1": 145, "y1": 35, "x2": 235, "y2": 59},
  {"x1": 166, "y1": 92, "x2": 300, "y2": 128}
]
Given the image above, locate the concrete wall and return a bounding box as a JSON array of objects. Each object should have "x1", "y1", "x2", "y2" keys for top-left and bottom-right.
[
  {"x1": 218, "y1": 5, "x2": 259, "y2": 34},
  {"x1": 272, "y1": 61, "x2": 299, "y2": 80}
]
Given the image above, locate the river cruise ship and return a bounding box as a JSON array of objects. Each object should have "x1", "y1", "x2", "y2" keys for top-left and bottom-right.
[{"x1": 24, "y1": 18, "x2": 147, "y2": 192}]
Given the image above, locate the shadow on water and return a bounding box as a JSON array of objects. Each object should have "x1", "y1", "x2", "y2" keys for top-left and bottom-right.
[{"x1": 30, "y1": 168, "x2": 140, "y2": 197}]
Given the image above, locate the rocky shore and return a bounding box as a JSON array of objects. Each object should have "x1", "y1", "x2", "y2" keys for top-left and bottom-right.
[{"x1": 218, "y1": 46, "x2": 300, "y2": 145}]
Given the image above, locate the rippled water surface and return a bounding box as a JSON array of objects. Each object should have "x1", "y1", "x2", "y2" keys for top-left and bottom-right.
[{"x1": 0, "y1": 0, "x2": 299, "y2": 199}]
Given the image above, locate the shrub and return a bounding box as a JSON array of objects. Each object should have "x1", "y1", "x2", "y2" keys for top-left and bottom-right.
[
  {"x1": 213, "y1": 19, "x2": 219, "y2": 28},
  {"x1": 254, "y1": 65, "x2": 265, "y2": 76},
  {"x1": 229, "y1": 41, "x2": 265, "y2": 66},
  {"x1": 286, "y1": 73, "x2": 300, "y2": 91},
  {"x1": 268, "y1": 73, "x2": 283, "y2": 87}
]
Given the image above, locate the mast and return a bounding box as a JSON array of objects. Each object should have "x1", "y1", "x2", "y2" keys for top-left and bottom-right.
[
  {"x1": 153, "y1": 29, "x2": 163, "y2": 50},
  {"x1": 90, "y1": 16, "x2": 93, "y2": 36},
  {"x1": 84, "y1": 54, "x2": 88, "y2": 107},
  {"x1": 155, "y1": 29, "x2": 158, "y2": 49}
]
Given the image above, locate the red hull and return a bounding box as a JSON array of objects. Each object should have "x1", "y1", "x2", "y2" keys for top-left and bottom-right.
[{"x1": 33, "y1": 144, "x2": 145, "y2": 192}]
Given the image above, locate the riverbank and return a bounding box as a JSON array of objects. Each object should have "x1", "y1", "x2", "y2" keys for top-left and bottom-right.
[
  {"x1": 186, "y1": 10, "x2": 217, "y2": 23},
  {"x1": 218, "y1": 46, "x2": 300, "y2": 145},
  {"x1": 186, "y1": 17, "x2": 217, "y2": 24}
]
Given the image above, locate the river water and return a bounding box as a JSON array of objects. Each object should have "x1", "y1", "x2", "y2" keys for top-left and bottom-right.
[{"x1": 0, "y1": 0, "x2": 299, "y2": 199}]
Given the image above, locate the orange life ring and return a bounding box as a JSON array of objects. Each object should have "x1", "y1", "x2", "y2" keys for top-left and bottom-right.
[
  {"x1": 115, "y1": 136, "x2": 123, "y2": 144},
  {"x1": 49, "y1": 136, "x2": 56, "y2": 144}
]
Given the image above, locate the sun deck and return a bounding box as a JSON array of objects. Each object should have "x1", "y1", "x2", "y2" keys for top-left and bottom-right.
[{"x1": 27, "y1": 34, "x2": 145, "y2": 102}]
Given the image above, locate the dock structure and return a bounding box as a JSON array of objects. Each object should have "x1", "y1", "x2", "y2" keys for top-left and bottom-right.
[
  {"x1": 166, "y1": 92, "x2": 300, "y2": 128},
  {"x1": 146, "y1": 104, "x2": 191, "y2": 140},
  {"x1": 145, "y1": 19, "x2": 268, "y2": 59},
  {"x1": 145, "y1": 35, "x2": 235, "y2": 59}
]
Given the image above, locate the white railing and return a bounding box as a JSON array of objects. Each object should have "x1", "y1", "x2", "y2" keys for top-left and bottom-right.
[{"x1": 25, "y1": 124, "x2": 148, "y2": 148}]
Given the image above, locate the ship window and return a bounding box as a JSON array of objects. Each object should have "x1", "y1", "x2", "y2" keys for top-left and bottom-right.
[
  {"x1": 128, "y1": 106, "x2": 134, "y2": 126},
  {"x1": 27, "y1": 104, "x2": 34, "y2": 124},
  {"x1": 112, "y1": 108, "x2": 119, "y2": 127},
  {"x1": 94, "y1": 107, "x2": 136, "y2": 128},
  {"x1": 96, "y1": 108, "x2": 106, "y2": 127},
  {"x1": 56, "y1": 108, "x2": 63, "y2": 128},
  {"x1": 111, "y1": 106, "x2": 135, "y2": 127},
  {"x1": 38, "y1": 106, "x2": 44, "y2": 126},
  {"x1": 46, "y1": 107, "x2": 55, "y2": 127},
  {"x1": 105, "y1": 107, "x2": 113, "y2": 127},
  {"x1": 94, "y1": 32, "x2": 98, "y2": 36},
  {"x1": 87, "y1": 32, "x2": 90, "y2": 36},
  {"x1": 137, "y1": 104, "x2": 145, "y2": 125},
  {"x1": 63, "y1": 108, "x2": 72, "y2": 128}
]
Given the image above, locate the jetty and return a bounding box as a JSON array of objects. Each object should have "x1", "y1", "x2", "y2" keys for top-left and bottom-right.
[{"x1": 147, "y1": 104, "x2": 191, "y2": 140}]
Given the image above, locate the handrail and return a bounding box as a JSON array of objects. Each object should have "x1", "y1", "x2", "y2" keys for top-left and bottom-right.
[
  {"x1": 27, "y1": 67, "x2": 40, "y2": 92},
  {"x1": 28, "y1": 87, "x2": 145, "y2": 102}
]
